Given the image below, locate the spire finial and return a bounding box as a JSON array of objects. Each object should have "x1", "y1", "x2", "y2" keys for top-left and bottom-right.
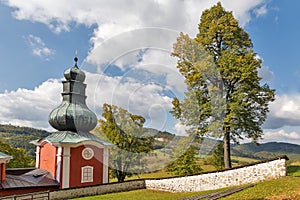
[{"x1": 74, "y1": 50, "x2": 78, "y2": 67}]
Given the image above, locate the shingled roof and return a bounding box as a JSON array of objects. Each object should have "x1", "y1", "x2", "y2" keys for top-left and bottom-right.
[{"x1": 1, "y1": 168, "x2": 59, "y2": 189}]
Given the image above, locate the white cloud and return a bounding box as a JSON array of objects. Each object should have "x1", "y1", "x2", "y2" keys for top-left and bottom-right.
[
  {"x1": 0, "y1": 79, "x2": 61, "y2": 130},
  {"x1": 264, "y1": 130, "x2": 300, "y2": 140},
  {"x1": 264, "y1": 94, "x2": 300, "y2": 129},
  {"x1": 254, "y1": 4, "x2": 268, "y2": 17},
  {"x1": 174, "y1": 122, "x2": 189, "y2": 136},
  {"x1": 262, "y1": 129, "x2": 300, "y2": 145},
  {"x1": 0, "y1": 70, "x2": 175, "y2": 131},
  {"x1": 85, "y1": 71, "x2": 174, "y2": 127},
  {"x1": 258, "y1": 65, "x2": 274, "y2": 83},
  {"x1": 4, "y1": 0, "x2": 271, "y2": 59},
  {"x1": 25, "y1": 34, "x2": 55, "y2": 60},
  {"x1": 1, "y1": 0, "x2": 274, "y2": 133},
  {"x1": 256, "y1": 55, "x2": 274, "y2": 84}
]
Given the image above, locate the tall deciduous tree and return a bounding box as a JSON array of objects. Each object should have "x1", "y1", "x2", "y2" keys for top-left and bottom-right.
[
  {"x1": 99, "y1": 103, "x2": 154, "y2": 182},
  {"x1": 171, "y1": 3, "x2": 275, "y2": 169}
]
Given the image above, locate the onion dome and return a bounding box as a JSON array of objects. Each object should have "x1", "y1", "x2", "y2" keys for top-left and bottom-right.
[
  {"x1": 64, "y1": 57, "x2": 86, "y2": 82},
  {"x1": 48, "y1": 57, "x2": 97, "y2": 132}
]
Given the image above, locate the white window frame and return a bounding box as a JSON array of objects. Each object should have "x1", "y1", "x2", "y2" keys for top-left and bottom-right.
[{"x1": 81, "y1": 166, "x2": 94, "y2": 183}]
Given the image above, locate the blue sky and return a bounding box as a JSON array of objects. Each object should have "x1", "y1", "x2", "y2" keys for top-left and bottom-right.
[{"x1": 0, "y1": 0, "x2": 300, "y2": 145}]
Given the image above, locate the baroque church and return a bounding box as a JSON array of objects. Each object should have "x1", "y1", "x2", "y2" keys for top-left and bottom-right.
[{"x1": 0, "y1": 57, "x2": 112, "y2": 197}]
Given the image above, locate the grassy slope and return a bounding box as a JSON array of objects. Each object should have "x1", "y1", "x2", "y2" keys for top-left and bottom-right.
[
  {"x1": 221, "y1": 177, "x2": 300, "y2": 199},
  {"x1": 75, "y1": 160, "x2": 300, "y2": 200}
]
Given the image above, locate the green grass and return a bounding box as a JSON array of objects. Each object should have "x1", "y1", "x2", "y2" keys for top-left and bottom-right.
[
  {"x1": 221, "y1": 162, "x2": 300, "y2": 199},
  {"x1": 221, "y1": 176, "x2": 300, "y2": 199},
  {"x1": 75, "y1": 159, "x2": 300, "y2": 200},
  {"x1": 74, "y1": 188, "x2": 230, "y2": 200},
  {"x1": 287, "y1": 161, "x2": 300, "y2": 177},
  {"x1": 231, "y1": 156, "x2": 259, "y2": 165}
]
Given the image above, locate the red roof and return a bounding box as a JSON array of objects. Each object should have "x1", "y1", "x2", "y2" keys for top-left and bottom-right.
[{"x1": 1, "y1": 168, "x2": 58, "y2": 189}]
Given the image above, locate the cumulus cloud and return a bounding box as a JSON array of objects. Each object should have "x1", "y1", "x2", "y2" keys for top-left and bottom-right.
[
  {"x1": 264, "y1": 94, "x2": 300, "y2": 129},
  {"x1": 174, "y1": 122, "x2": 189, "y2": 136},
  {"x1": 4, "y1": 0, "x2": 271, "y2": 58},
  {"x1": 1, "y1": 0, "x2": 273, "y2": 133},
  {"x1": 25, "y1": 34, "x2": 55, "y2": 60},
  {"x1": 262, "y1": 129, "x2": 300, "y2": 144},
  {"x1": 0, "y1": 71, "x2": 174, "y2": 131},
  {"x1": 85, "y1": 71, "x2": 174, "y2": 131},
  {"x1": 0, "y1": 79, "x2": 61, "y2": 130}
]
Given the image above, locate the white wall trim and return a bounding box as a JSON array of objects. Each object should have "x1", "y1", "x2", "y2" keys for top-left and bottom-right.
[
  {"x1": 68, "y1": 141, "x2": 108, "y2": 149},
  {"x1": 56, "y1": 147, "x2": 63, "y2": 183},
  {"x1": 103, "y1": 147, "x2": 109, "y2": 184},
  {"x1": 35, "y1": 146, "x2": 40, "y2": 168},
  {"x1": 61, "y1": 146, "x2": 71, "y2": 189}
]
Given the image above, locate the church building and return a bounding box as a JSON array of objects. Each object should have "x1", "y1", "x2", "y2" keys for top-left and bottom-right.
[
  {"x1": 0, "y1": 57, "x2": 112, "y2": 197},
  {"x1": 32, "y1": 56, "x2": 113, "y2": 188}
]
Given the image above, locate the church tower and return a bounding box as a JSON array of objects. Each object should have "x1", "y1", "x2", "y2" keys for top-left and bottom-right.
[{"x1": 32, "y1": 57, "x2": 112, "y2": 189}]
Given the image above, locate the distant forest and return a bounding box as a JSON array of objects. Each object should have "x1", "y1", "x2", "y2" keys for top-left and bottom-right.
[
  {"x1": 0, "y1": 124, "x2": 50, "y2": 157},
  {"x1": 1, "y1": 124, "x2": 300, "y2": 166}
]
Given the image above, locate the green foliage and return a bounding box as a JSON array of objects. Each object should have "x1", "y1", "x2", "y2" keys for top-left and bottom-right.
[
  {"x1": 98, "y1": 104, "x2": 154, "y2": 182},
  {"x1": 0, "y1": 124, "x2": 50, "y2": 157},
  {"x1": 210, "y1": 142, "x2": 224, "y2": 170},
  {"x1": 170, "y1": 2, "x2": 275, "y2": 169},
  {"x1": 0, "y1": 140, "x2": 34, "y2": 168},
  {"x1": 168, "y1": 145, "x2": 202, "y2": 176}
]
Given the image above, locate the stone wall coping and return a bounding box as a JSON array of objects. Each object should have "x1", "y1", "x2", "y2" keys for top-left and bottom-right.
[
  {"x1": 51, "y1": 179, "x2": 146, "y2": 192},
  {"x1": 146, "y1": 155, "x2": 289, "y2": 181}
]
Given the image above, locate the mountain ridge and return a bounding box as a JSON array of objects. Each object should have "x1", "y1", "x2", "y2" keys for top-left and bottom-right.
[{"x1": 0, "y1": 124, "x2": 299, "y2": 161}]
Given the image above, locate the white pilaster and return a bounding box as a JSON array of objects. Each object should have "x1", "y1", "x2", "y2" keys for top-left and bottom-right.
[
  {"x1": 62, "y1": 146, "x2": 70, "y2": 189},
  {"x1": 103, "y1": 147, "x2": 109, "y2": 183},
  {"x1": 56, "y1": 147, "x2": 62, "y2": 183},
  {"x1": 35, "y1": 146, "x2": 40, "y2": 168}
]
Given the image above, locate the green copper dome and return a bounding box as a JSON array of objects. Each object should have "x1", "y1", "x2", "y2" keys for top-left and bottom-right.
[
  {"x1": 64, "y1": 57, "x2": 86, "y2": 82},
  {"x1": 48, "y1": 57, "x2": 97, "y2": 132}
]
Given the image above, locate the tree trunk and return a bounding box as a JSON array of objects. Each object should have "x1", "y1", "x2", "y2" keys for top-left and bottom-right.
[
  {"x1": 223, "y1": 129, "x2": 232, "y2": 169},
  {"x1": 117, "y1": 170, "x2": 126, "y2": 182}
]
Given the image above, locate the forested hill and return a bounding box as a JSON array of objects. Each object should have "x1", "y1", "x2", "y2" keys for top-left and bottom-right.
[
  {"x1": 1, "y1": 123, "x2": 300, "y2": 161},
  {"x1": 0, "y1": 124, "x2": 51, "y2": 157},
  {"x1": 148, "y1": 129, "x2": 300, "y2": 161},
  {"x1": 231, "y1": 142, "x2": 300, "y2": 160}
]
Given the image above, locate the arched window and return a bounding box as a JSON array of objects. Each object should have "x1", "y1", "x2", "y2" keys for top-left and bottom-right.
[{"x1": 81, "y1": 166, "x2": 93, "y2": 183}]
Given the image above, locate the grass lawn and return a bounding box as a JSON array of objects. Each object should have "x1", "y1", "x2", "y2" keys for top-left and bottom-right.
[
  {"x1": 75, "y1": 160, "x2": 300, "y2": 200},
  {"x1": 74, "y1": 188, "x2": 228, "y2": 200},
  {"x1": 221, "y1": 177, "x2": 300, "y2": 199}
]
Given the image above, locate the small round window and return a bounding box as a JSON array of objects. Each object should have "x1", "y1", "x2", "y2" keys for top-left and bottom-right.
[{"x1": 82, "y1": 147, "x2": 94, "y2": 160}]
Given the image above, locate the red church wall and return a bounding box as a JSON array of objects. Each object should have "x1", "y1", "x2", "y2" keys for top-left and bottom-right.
[
  {"x1": 69, "y1": 145, "x2": 103, "y2": 188},
  {"x1": 39, "y1": 143, "x2": 57, "y2": 177},
  {"x1": 0, "y1": 163, "x2": 5, "y2": 183}
]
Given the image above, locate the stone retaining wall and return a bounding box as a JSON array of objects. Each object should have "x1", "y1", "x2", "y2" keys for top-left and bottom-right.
[
  {"x1": 145, "y1": 156, "x2": 288, "y2": 192},
  {"x1": 50, "y1": 180, "x2": 146, "y2": 200},
  {"x1": 22, "y1": 156, "x2": 287, "y2": 199}
]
